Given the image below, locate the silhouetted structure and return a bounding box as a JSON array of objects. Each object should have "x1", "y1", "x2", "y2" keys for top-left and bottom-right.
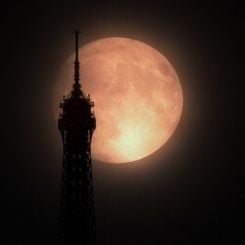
[{"x1": 58, "y1": 31, "x2": 96, "y2": 245}]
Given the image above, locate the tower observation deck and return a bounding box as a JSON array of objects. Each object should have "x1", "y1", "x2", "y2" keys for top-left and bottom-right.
[{"x1": 58, "y1": 31, "x2": 96, "y2": 245}]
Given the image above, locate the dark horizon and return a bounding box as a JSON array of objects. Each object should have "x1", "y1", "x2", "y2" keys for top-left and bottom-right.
[{"x1": 1, "y1": 1, "x2": 240, "y2": 244}]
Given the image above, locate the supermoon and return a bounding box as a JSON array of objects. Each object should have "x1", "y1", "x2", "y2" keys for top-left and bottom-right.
[{"x1": 55, "y1": 37, "x2": 183, "y2": 163}]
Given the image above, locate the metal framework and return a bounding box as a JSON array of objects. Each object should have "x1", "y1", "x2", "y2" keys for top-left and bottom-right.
[{"x1": 58, "y1": 31, "x2": 96, "y2": 245}]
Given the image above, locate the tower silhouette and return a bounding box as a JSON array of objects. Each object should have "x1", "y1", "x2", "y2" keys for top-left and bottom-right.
[{"x1": 58, "y1": 31, "x2": 96, "y2": 245}]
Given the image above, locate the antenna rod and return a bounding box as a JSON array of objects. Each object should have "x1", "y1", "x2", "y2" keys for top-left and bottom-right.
[{"x1": 74, "y1": 30, "x2": 81, "y2": 85}]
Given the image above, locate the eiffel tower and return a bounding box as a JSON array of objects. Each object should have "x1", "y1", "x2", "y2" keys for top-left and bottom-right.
[{"x1": 58, "y1": 31, "x2": 97, "y2": 245}]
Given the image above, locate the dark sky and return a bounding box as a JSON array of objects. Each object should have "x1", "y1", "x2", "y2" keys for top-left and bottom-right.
[{"x1": 1, "y1": 1, "x2": 240, "y2": 244}]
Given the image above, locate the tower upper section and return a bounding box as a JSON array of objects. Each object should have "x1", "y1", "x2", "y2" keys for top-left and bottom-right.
[{"x1": 58, "y1": 31, "x2": 96, "y2": 141}]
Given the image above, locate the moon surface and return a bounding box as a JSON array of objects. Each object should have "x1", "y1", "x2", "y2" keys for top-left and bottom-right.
[{"x1": 56, "y1": 37, "x2": 183, "y2": 163}]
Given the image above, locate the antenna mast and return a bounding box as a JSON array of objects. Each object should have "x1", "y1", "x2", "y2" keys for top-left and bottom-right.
[{"x1": 74, "y1": 30, "x2": 81, "y2": 85}]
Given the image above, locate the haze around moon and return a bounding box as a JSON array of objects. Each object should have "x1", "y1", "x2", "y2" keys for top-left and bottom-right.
[{"x1": 55, "y1": 37, "x2": 183, "y2": 163}]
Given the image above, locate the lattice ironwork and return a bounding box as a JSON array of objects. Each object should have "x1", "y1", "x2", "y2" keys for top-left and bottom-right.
[{"x1": 58, "y1": 31, "x2": 96, "y2": 245}]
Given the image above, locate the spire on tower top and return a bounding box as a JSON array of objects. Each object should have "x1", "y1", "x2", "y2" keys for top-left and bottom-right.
[
  {"x1": 72, "y1": 30, "x2": 82, "y2": 97},
  {"x1": 74, "y1": 30, "x2": 81, "y2": 85}
]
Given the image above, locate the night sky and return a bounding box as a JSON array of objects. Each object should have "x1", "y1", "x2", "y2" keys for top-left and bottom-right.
[{"x1": 1, "y1": 1, "x2": 240, "y2": 244}]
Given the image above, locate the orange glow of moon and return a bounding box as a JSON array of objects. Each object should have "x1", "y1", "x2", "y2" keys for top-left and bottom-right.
[{"x1": 56, "y1": 37, "x2": 183, "y2": 163}]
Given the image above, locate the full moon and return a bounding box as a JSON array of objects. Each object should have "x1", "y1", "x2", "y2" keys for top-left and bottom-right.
[{"x1": 55, "y1": 37, "x2": 183, "y2": 163}]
